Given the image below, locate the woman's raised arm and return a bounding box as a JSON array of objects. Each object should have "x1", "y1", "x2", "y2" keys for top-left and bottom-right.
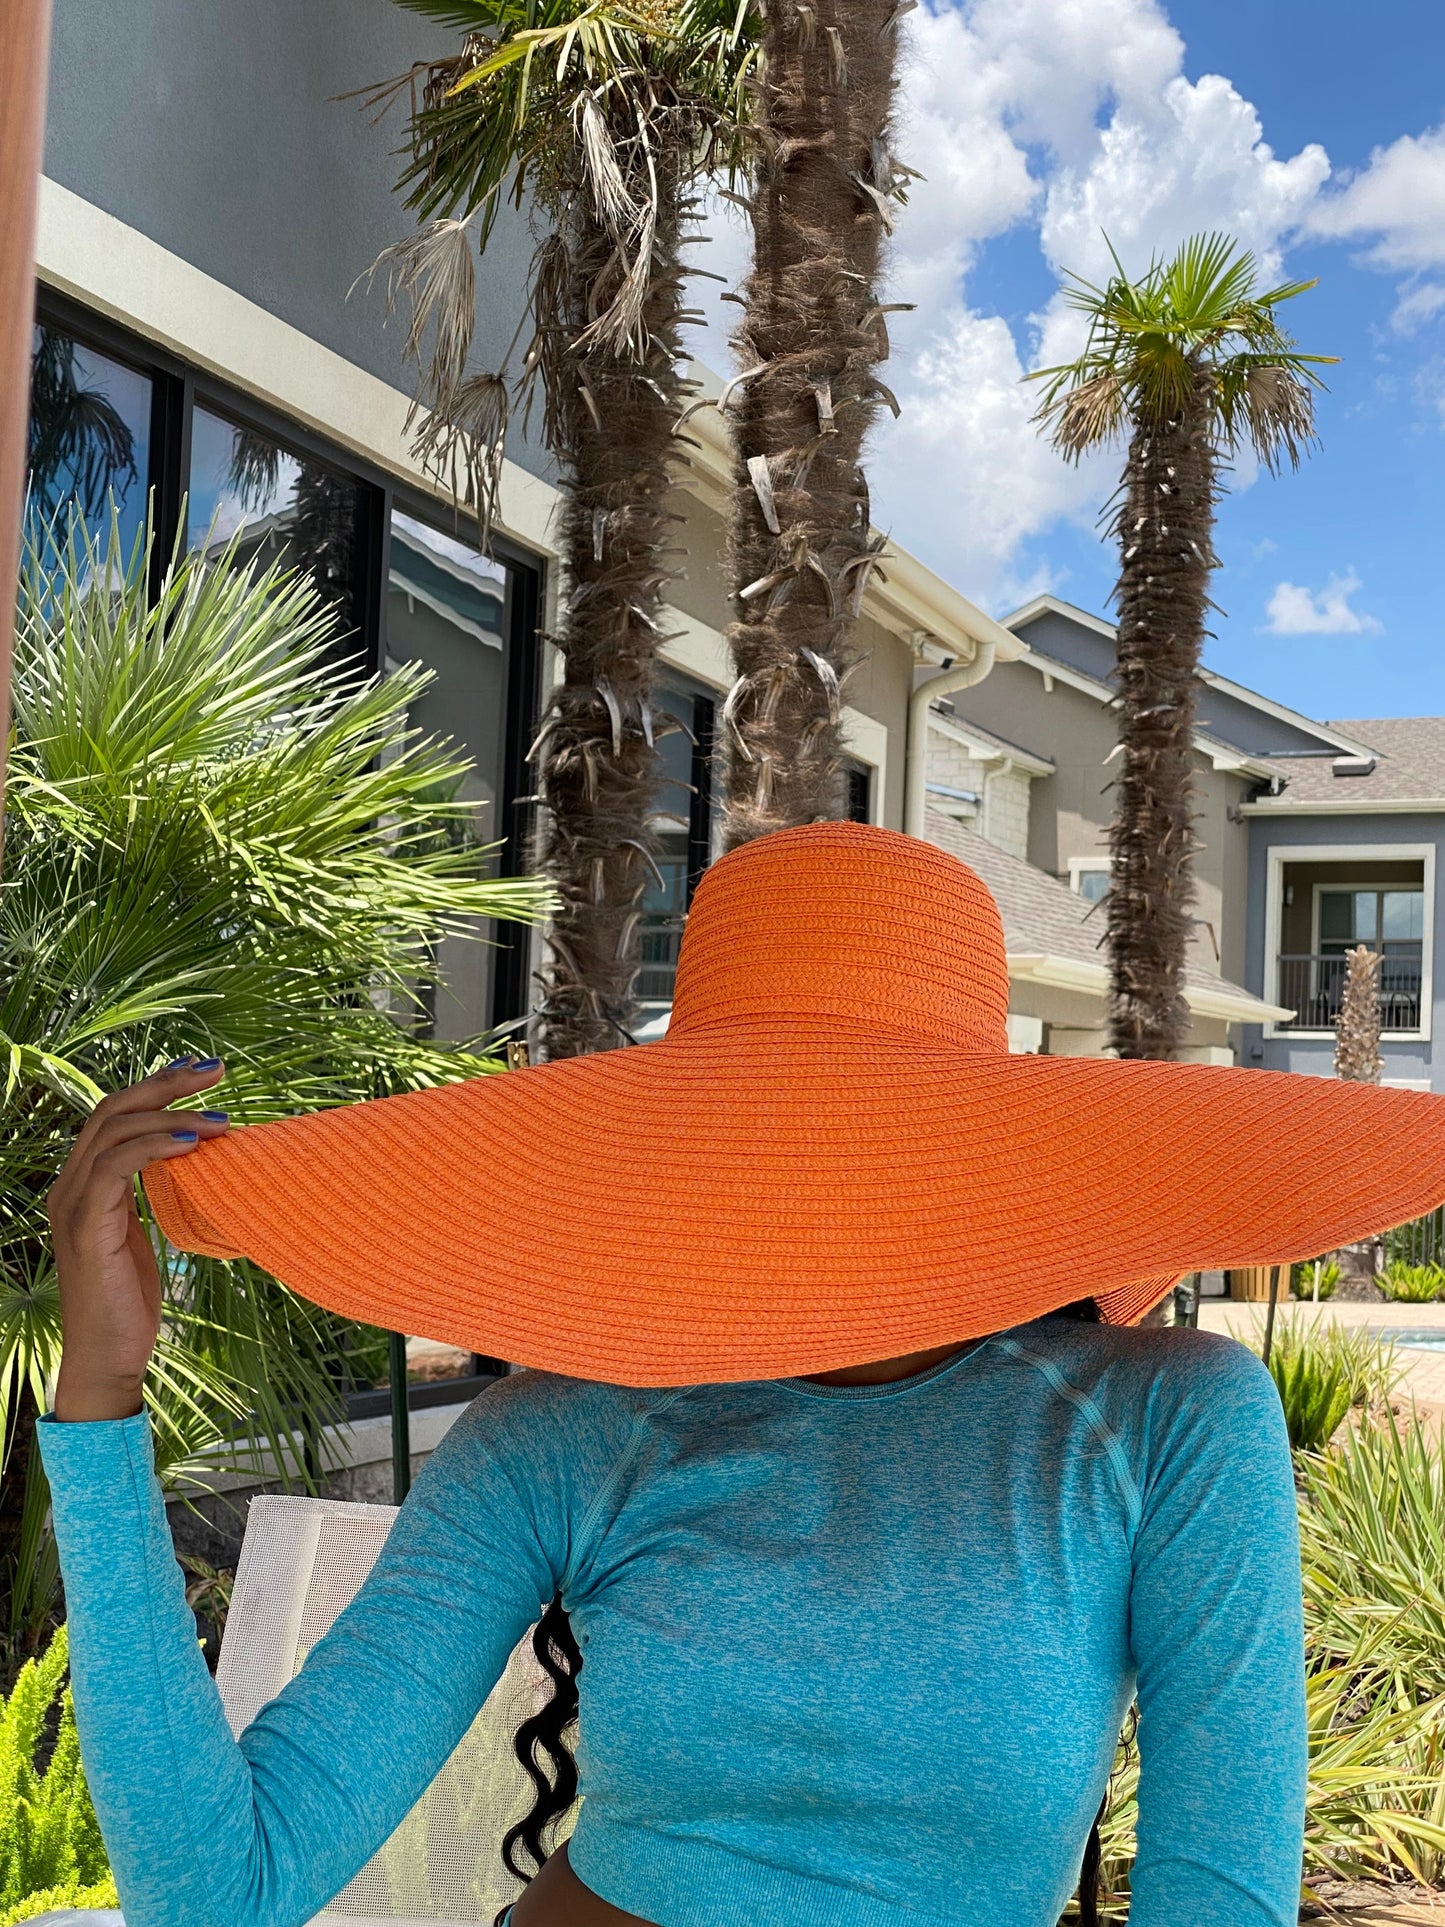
[{"x1": 40, "y1": 1067, "x2": 561, "y2": 1927}]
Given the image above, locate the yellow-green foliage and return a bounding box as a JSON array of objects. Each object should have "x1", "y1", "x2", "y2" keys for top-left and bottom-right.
[
  {"x1": 1380, "y1": 1261, "x2": 1445, "y2": 1304},
  {"x1": 0, "y1": 1876, "x2": 118, "y2": 1925},
  {"x1": 0, "y1": 1627, "x2": 111, "y2": 1919}
]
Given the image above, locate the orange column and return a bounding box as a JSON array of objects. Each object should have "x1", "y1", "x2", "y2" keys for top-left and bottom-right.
[{"x1": 0, "y1": 0, "x2": 52, "y2": 855}]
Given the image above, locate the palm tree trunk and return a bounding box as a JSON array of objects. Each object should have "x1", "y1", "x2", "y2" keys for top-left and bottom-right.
[
  {"x1": 722, "y1": 0, "x2": 903, "y2": 848},
  {"x1": 1106, "y1": 378, "x2": 1217, "y2": 1060},
  {"x1": 530, "y1": 154, "x2": 691, "y2": 1059}
]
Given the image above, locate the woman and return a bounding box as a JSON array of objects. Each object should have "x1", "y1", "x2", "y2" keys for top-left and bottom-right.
[{"x1": 41, "y1": 824, "x2": 1445, "y2": 1927}]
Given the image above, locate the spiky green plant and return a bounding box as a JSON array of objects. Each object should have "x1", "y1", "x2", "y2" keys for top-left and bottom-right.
[
  {"x1": 0, "y1": 511, "x2": 551, "y2": 1677},
  {"x1": 1290, "y1": 1258, "x2": 1340, "y2": 1302},
  {"x1": 362, "y1": 0, "x2": 756, "y2": 1058},
  {"x1": 0, "y1": 1625, "x2": 114, "y2": 1921},
  {"x1": 1380, "y1": 1261, "x2": 1445, "y2": 1304},
  {"x1": 1031, "y1": 234, "x2": 1334, "y2": 1061}
]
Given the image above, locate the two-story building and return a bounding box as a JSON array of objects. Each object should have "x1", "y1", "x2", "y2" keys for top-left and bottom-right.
[
  {"x1": 1242, "y1": 721, "x2": 1445, "y2": 1093},
  {"x1": 929, "y1": 594, "x2": 1442, "y2": 1091}
]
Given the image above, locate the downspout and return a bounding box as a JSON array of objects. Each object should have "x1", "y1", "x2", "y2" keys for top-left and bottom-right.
[{"x1": 904, "y1": 639, "x2": 998, "y2": 839}]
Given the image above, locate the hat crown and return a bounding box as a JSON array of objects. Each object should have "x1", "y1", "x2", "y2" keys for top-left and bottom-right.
[{"x1": 668, "y1": 823, "x2": 1010, "y2": 1051}]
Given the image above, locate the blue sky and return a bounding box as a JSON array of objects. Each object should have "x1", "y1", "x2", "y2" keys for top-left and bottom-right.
[{"x1": 689, "y1": 0, "x2": 1445, "y2": 726}]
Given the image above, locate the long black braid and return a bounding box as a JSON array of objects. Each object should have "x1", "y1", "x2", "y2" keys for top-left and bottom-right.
[{"x1": 498, "y1": 1297, "x2": 1117, "y2": 1924}]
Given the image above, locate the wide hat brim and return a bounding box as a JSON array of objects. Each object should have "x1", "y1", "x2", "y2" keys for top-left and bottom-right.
[{"x1": 144, "y1": 1019, "x2": 1445, "y2": 1386}]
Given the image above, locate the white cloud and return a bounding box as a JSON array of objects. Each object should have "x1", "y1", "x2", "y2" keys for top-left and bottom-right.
[
  {"x1": 872, "y1": 0, "x2": 1329, "y2": 602},
  {"x1": 1262, "y1": 571, "x2": 1382, "y2": 637},
  {"x1": 1307, "y1": 125, "x2": 1445, "y2": 272},
  {"x1": 1393, "y1": 283, "x2": 1445, "y2": 335},
  {"x1": 680, "y1": 0, "x2": 1336, "y2": 606}
]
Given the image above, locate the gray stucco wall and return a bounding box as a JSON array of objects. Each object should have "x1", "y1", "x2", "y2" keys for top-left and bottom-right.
[
  {"x1": 44, "y1": 0, "x2": 551, "y2": 481},
  {"x1": 1244, "y1": 812, "x2": 1445, "y2": 1089}
]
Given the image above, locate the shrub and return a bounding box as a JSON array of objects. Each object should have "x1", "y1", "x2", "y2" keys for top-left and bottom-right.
[
  {"x1": 1230, "y1": 1317, "x2": 1402, "y2": 1453},
  {"x1": 0, "y1": 1627, "x2": 113, "y2": 1921},
  {"x1": 1379, "y1": 1261, "x2": 1445, "y2": 1304},
  {"x1": 1, "y1": 513, "x2": 551, "y2": 1670},
  {"x1": 1290, "y1": 1258, "x2": 1340, "y2": 1301}
]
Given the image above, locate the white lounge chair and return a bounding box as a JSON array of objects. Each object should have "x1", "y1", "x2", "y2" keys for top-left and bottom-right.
[{"x1": 214, "y1": 1494, "x2": 558, "y2": 1927}]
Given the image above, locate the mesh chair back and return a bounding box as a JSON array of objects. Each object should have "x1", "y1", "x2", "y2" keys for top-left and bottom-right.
[{"x1": 217, "y1": 1495, "x2": 553, "y2": 1925}]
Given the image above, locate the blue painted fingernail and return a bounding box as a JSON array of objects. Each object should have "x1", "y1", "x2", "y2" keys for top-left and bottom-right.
[
  {"x1": 170, "y1": 1129, "x2": 199, "y2": 1143},
  {"x1": 200, "y1": 1110, "x2": 229, "y2": 1122},
  {"x1": 193, "y1": 1056, "x2": 223, "y2": 1071},
  {"x1": 166, "y1": 1055, "x2": 194, "y2": 1069}
]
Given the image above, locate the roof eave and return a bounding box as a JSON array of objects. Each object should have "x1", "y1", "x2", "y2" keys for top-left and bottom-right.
[
  {"x1": 1240, "y1": 797, "x2": 1445, "y2": 817},
  {"x1": 1007, "y1": 951, "x2": 1290, "y2": 1024}
]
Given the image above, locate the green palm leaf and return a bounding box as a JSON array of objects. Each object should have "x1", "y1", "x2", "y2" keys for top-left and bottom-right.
[{"x1": 0, "y1": 508, "x2": 554, "y2": 1669}]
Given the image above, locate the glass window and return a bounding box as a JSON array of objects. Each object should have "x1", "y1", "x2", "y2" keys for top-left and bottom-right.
[
  {"x1": 1383, "y1": 889, "x2": 1425, "y2": 944},
  {"x1": 635, "y1": 675, "x2": 719, "y2": 1037},
  {"x1": 188, "y1": 405, "x2": 366, "y2": 642},
  {"x1": 1074, "y1": 867, "x2": 1110, "y2": 904},
  {"x1": 847, "y1": 762, "x2": 872, "y2": 824},
  {"x1": 1320, "y1": 887, "x2": 1422, "y2": 951},
  {"x1": 26, "y1": 325, "x2": 152, "y2": 569},
  {"x1": 384, "y1": 507, "x2": 510, "y2": 1045}
]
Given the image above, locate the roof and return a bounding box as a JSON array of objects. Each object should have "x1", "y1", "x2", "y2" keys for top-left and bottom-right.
[
  {"x1": 924, "y1": 810, "x2": 1292, "y2": 1026},
  {"x1": 1001, "y1": 593, "x2": 1369, "y2": 768},
  {"x1": 1251, "y1": 717, "x2": 1445, "y2": 811},
  {"x1": 928, "y1": 704, "x2": 1056, "y2": 775}
]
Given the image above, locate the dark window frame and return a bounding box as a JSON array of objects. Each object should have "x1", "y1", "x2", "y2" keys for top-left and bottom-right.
[
  {"x1": 30, "y1": 288, "x2": 547, "y2": 1422},
  {"x1": 32, "y1": 284, "x2": 544, "y2": 1037}
]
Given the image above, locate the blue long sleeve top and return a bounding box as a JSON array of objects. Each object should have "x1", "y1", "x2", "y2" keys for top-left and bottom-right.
[{"x1": 38, "y1": 1315, "x2": 1307, "y2": 1927}]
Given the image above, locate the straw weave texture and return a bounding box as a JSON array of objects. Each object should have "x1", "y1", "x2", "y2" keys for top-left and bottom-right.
[{"x1": 145, "y1": 824, "x2": 1445, "y2": 1385}]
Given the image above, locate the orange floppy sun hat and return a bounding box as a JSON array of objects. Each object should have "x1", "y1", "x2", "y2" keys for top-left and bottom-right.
[{"x1": 145, "y1": 822, "x2": 1445, "y2": 1386}]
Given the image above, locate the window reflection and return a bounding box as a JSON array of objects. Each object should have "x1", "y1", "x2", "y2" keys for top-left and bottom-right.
[
  {"x1": 635, "y1": 675, "x2": 719, "y2": 1038},
  {"x1": 187, "y1": 406, "x2": 364, "y2": 640},
  {"x1": 26, "y1": 326, "x2": 151, "y2": 567},
  {"x1": 385, "y1": 508, "x2": 509, "y2": 1044}
]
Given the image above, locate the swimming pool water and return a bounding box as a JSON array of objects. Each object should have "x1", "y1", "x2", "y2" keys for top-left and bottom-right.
[{"x1": 1375, "y1": 1329, "x2": 1445, "y2": 1352}]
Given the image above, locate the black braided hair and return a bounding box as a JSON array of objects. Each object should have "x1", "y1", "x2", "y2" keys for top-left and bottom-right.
[
  {"x1": 495, "y1": 1595, "x2": 582, "y2": 1925},
  {"x1": 498, "y1": 1300, "x2": 1114, "y2": 1923}
]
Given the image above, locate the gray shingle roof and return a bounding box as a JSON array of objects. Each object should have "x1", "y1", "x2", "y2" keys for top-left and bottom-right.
[
  {"x1": 923, "y1": 810, "x2": 1262, "y2": 1009},
  {"x1": 1260, "y1": 717, "x2": 1445, "y2": 805}
]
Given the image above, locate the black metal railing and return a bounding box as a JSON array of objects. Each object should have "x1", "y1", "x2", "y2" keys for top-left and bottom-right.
[
  {"x1": 636, "y1": 912, "x2": 686, "y2": 1004},
  {"x1": 1275, "y1": 952, "x2": 1423, "y2": 1032}
]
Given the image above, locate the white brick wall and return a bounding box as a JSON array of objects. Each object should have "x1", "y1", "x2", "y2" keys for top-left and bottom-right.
[{"x1": 926, "y1": 727, "x2": 1033, "y2": 861}]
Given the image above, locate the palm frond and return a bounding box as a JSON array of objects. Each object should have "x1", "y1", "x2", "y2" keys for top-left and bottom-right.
[
  {"x1": 1030, "y1": 229, "x2": 1336, "y2": 462},
  {"x1": 2, "y1": 510, "x2": 555, "y2": 1648}
]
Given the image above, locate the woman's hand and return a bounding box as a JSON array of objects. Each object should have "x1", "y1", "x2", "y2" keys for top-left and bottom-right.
[{"x1": 46, "y1": 1058, "x2": 231, "y2": 1423}]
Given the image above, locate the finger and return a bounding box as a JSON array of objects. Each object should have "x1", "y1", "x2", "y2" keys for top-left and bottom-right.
[
  {"x1": 60, "y1": 1059, "x2": 227, "y2": 1195},
  {"x1": 53, "y1": 1096, "x2": 229, "y2": 1220},
  {"x1": 76, "y1": 1129, "x2": 214, "y2": 1219}
]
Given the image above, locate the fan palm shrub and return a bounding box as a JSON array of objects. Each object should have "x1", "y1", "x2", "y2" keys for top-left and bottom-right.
[
  {"x1": 364, "y1": 0, "x2": 756, "y2": 1057},
  {"x1": 1032, "y1": 234, "x2": 1334, "y2": 1060},
  {"x1": 719, "y1": 0, "x2": 913, "y2": 846},
  {"x1": 0, "y1": 512, "x2": 551, "y2": 1680}
]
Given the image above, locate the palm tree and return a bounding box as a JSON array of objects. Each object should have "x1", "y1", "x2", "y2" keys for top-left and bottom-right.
[
  {"x1": 362, "y1": 0, "x2": 755, "y2": 1057},
  {"x1": 1031, "y1": 233, "x2": 1334, "y2": 1060},
  {"x1": 717, "y1": 0, "x2": 913, "y2": 847},
  {"x1": 0, "y1": 511, "x2": 550, "y2": 1680}
]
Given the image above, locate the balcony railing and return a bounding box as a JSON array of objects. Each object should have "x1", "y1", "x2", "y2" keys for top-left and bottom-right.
[
  {"x1": 1276, "y1": 953, "x2": 1423, "y2": 1033},
  {"x1": 636, "y1": 911, "x2": 686, "y2": 1005}
]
